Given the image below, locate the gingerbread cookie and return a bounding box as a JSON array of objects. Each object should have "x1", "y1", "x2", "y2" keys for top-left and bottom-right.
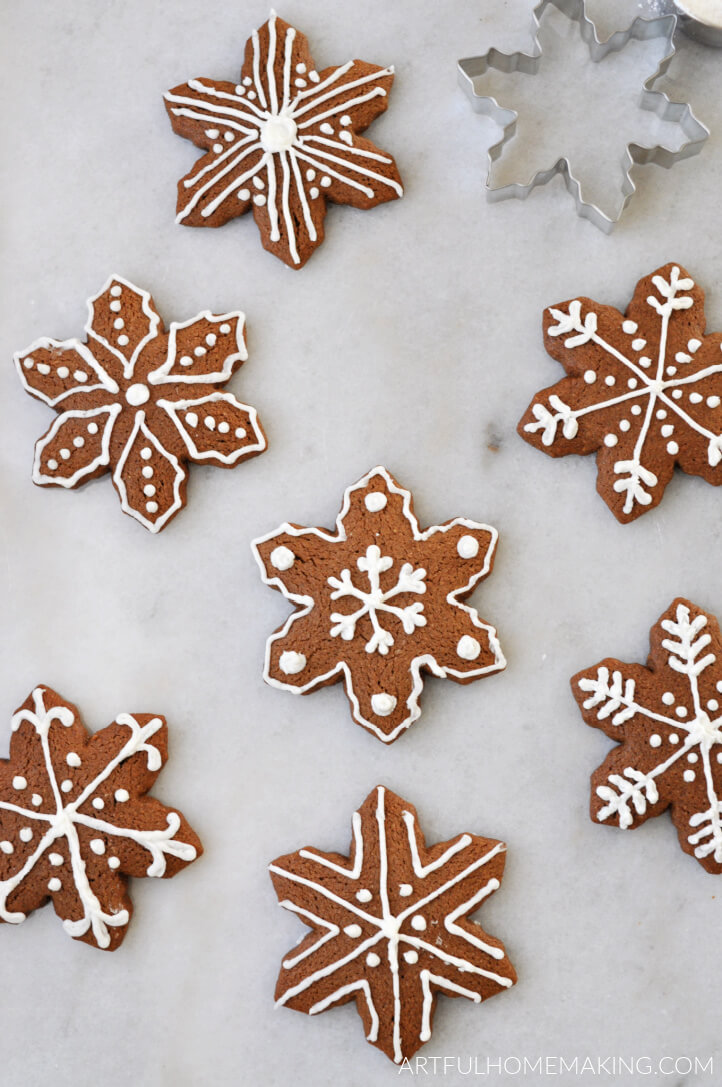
[
  {"x1": 270, "y1": 785, "x2": 516, "y2": 1064},
  {"x1": 15, "y1": 274, "x2": 266, "y2": 532},
  {"x1": 164, "y1": 11, "x2": 403, "y2": 269},
  {"x1": 252, "y1": 466, "x2": 506, "y2": 744},
  {"x1": 573, "y1": 598, "x2": 722, "y2": 872},
  {"x1": 0, "y1": 686, "x2": 201, "y2": 949},
  {"x1": 519, "y1": 263, "x2": 722, "y2": 523}
]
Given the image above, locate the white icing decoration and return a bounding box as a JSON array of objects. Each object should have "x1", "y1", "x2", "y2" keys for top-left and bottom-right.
[
  {"x1": 527, "y1": 268, "x2": 722, "y2": 513},
  {"x1": 164, "y1": 12, "x2": 403, "y2": 264},
  {"x1": 125, "y1": 383, "x2": 150, "y2": 406},
  {"x1": 356, "y1": 888, "x2": 372, "y2": 903},
  {"x1": 344, "y1": 923, "x2": 362, "y2": 938},
  {"x1": 457, "y1": 635, "x2": 481, "y2": 661},
  {"x1": 0, "y1": 691, "x2": 195, "y2": 948},
  {"x1": 329, "y1": 544, "x2": 427, "y2": 655},
  {"x1": 114, "y1": 789, "x2": 129, "y2": 803},
  {"x1": 12, "y1": 777, "x2": 26, "y2": 790},
  {"x1": 271, "y1": 787, "x2": 512, "y2": 1064},
  {"x1": 280, "y1": 651, "x2": 306, "y2": 675},
  {"x1": 364, "y1": 492, "x2": 387, "y2": 512},
  {"x1": 271, "y1": 545, "x2": 295, "y2": 570},
  {"x1": 457, "y1": 534, "x2": 479, "y2": 559},
  {"x1": 399, "y1": 883, "x2": 413, "y2": 897},
  {"x1": 252, "y1": 467, "x2": 505, "y2": 744},
  {"x1": 371, "y1": 693, "x2": 397, "y2": 717},
  {"x1": 157, "y1": 392, "x2": 265, "y2": 466},
  {"x1": 19, "y1": 829, "x2": 32, "y2": 843}
]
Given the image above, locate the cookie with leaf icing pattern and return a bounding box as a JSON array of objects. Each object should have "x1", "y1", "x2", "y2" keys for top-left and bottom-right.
[
  {"x1": 270, "y1": 785, "x2": 516, "y2": 1064},
  {"x1": 164, "y1": 11, "x2": 403, "y2": 269},
  {"x1": 15, "y1": 274, "x2": 266, "y2": 532},
  {"x1": 252, "y1": 466, "x2": 505, "y2": 744},
  {"x1": 518, "y1": 263, "x2": 722, "y2": 523},
  {"x1": 0, "y1": 686, "x2": 201, "y2": 950}
]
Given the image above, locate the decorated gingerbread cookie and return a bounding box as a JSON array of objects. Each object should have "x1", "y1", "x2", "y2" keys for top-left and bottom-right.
[
  {"x1": 15, "y1": 274, "x2": 266, "y2": 532},
  {"x1": 270, "y1": 785, "x2": 516, "y2": 1064},
  {"x1": 164, "y1": 11, "x2": 403, "y2": 269},
  {"x1": 573, "y1": 598, "x2": 722, "y2": 872},
  {"x1": 0, "y1": 686, "x2": 201, "y2": 950},
  {"x1": 519, "y1": 263, "x2": 722, "y2": 522},
  {"x1": 252, "y1": 466, "x2": 505, "y2": 744}
]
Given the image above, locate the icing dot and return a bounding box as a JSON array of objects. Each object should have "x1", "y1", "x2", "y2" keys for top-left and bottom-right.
[
  {"x1": 321, "y1": 177, "x2": 332, "y2": 188},
  {"x1": 296, "y1": 63, "x2": 307, "y2": 74},
  {"x1": 366, "y1": 953, "x2": 381, "y2": 967},
  {"x1": 223, "y1": 132, "x2": 234, "y2": 142},
  {"x1": 260, "y1": 114, "x2": 298, "y2": 153},
  {"x1": 310, "y1": 187, "x2": 320, "y2": 199},
  {"x1": 279, "y1": 651, "x2": 306, "y2": 675},
  {"x1": 146, "y1": 501, "x2": 159, "y2": 514},
  {"x1": 144, "y1": 485, "x2": 156, "y2": 497},
  {"x1": 48, "y1": 852, "x2": 63, "y2": 866},
  {"x1": 219, "y1": 323, "x2": 231, "y2": 335},
  {"x1": 185, "y1": 412, "x2": 198, "y2": 428},
  {"x1": 688, "y1": 338, "x2": 702, "y2": 352},
  {"x1": 60, "y1": 779, "x2": 73, "y2": 793},
  {"x1": 631, "y1": 405, "x2": 642, "y2": 416},
  {"x1": 47, "y1": 878, "x2": 62, "y2": 892},
  {"x1": 604, "y1": 376, "x2": 615, "y2": 387},
  {"x1": 708, "y1": 396, "x2": 721, "y2": 409},
  {"x1": 403, "y1": 950, "x2": 419, "y2": 964},
  {"x1": 457, "y1": 635, "x2": 481, "y2": 661},
  {"x1": 110, "y1": 301, "x2": 121, "y2": 312},
  {"x1": 114, "y1": 789, "x2": 129, "y2": 803},
  {"x1": 253, "y1": 194, "x2": 267, "y2": 207},
  {"x1": 662, "y1": 692, "x2": 675, "y2": 705},
  {"x1": 74, "y1": 370, "x2": 88, "y2": 382},
  {"x1": 110, "y1": 285, "x2": 122, "y2": 297},
  {"x1": 320, "y1": 122, "x2": 334, "y2": 135},
  {"x1": 113, "y1": 318, "x2": 124, "y2": 330},
  {"x1": 47, "y1": 460, "x2": 58, "y2": 471},
  {"x1": 622, "y1": 320, "x2": 637, "y2": 334},
  {"x1": 309, "y1": 71, "x2": 320, "y2": 82},
  {"x1": 180, "y1": 355, "x2": 193, "y2": 367},
  {"x1": 344, "y1": 924, "x2": 362, "y2": 938},
  {"x1": 666, "y1": 366, "x2": 677, "y2": 377},
  {"x1": 306, "y1": 169, "x2": 316, "y2": 181},
  {"x1": 59, "y1": 448, "x2": 71, "y2": 460},
  {"x1": 125, "y1": 383, "x2": 150, "y2": 406},
  {"x1": 140, "y1": 447, "x2": 152, "y2": 460},
  {"x1": 399, "y1": 884, "x2": 413, "y2": 897},
  {"x1": 619, "y1": 420, "x2": 631, "y2": 432},
  {"x1": 90, "y1": 839, "x2": 106, "y2": 855},
  {"x1": 356, "y1": 889, "x2": 372, "y2": 903},
  {"x1": 583, "y1": 370, "x2": 596, "y2": 384},
  {"x1": 19, "y1": 828, "x2": 32, "y2": 843},
  {"x1": 243, "y1": 77, "x2": 252, "y2": 86},
  {"x1": 671, "y1": 390, "x2": 683, "y2": 400},
  {"x1": 31, "y1": 794, "x2": 42, "y2": 806},
  {"x1": 371, "y1": 693, "x2": 397, "y2": 717},
  {"x1": 142, "y1": 466, "x2": 154, "y2": 479},
  {"x1": 457, "y1": 534, "x2": 479, "y2": 559},
  {"x1": 204, "y1": 416, "x2": 216, "y2": 430},
  {"x1": 92, "y1": 798, "x2": 104, "y2": 810},
  {"x1": 667, "y1": 441, "x2": 679, "y2": 455},
  {"x1": 218, "y1": 421, "x2": 230, "y2": 434},
  {"x1": 627, "y1": 379, "x2": 638, "y2": 389},
  {"x1": 270, "y1": 545, "x2": 295, "y2": 571},
  {"x1": 117, "y1": 335, "x2": 129, "y2": 346},
  {"x1": 23, "y1": 358, "x2": 34, "y2": 369},
  {"x1": 340, "y1": 114, "x2": 352, "y2": 126},
  {"x1": 88, "y1": 422, "x2": 99, "y2": 435},
  {"x1": 717, "y1": 753, "x2": 722, "y2": 764},
  {"x1": 247, "y1": 91, "x2": 257, "y2": 100},
  {"x1": 0, "y1": 841, "x2": 13, "y2": 855},
  {"x1": 650, "y1": 734, "x2": 661, "y2": 747},
  {"x1": 66, "y1": 752, "x2": 81, "y2": 768},
  {"x1": 37, "y1": 364, "x2": 51, "y2": 375},
  {"x1": 675, "y1": 706, "x2": 688, "y2": 717},
  {"x1": 661, "y1": 424, "x2": 674, "y2": 438},
  {"x1": 238, "y1": 188, "x2": 251, "y2": 200},
  {"x1": 108, "y1": 856, "x2": 120, "y2": 869},
  {"x1": 194, "y1": 346, "x2": 206, "y2": 357},
  {"x1": 205, "y1": 128, "x2": 219, "y2": 138},
  {"x1": 656, "y1": 409, "x2": 667, "y2": 420},
  {"x1": 669, "y1": 733, "x2": 679, "y2": 744},
  {"x1": 253, "y1": 176, "x2": 265, "y2": 190},
  {"x1": 364, "y1": 492, "x2": 387, "y2": 512},
  {"x1": 683, "y1": 769, "x2": 695, "y2": 782},
  {"x1": 603, "y1": 434, "x2": 618, "y2": 448},
  {"x1": 73, "y1": 436, "x2": 85, "y2": 448},
  {"x1": 205, "y1": 333, "x2": 217, "y2": 347},
  {"x1": 639, "y1": 357, "x2": 652, "y2": 368},
  {"x1": 707, "y1": 699, "x2": 719, "y2": 711},
  {"x1": 717, "y1": 681, "x2": 722, "y2": 693},
  {"x1": 676, "y1": 351, "x2": 692, "y2": 363},
  {"x1": 687, "y1": 752, "x2": 699, "y2": 763},
  {"x1": 235, "y1": 427, "x2": 247, "y2": 439},
  {"x1": 57, "y1": 366, "x2": 69, "y2": 378},
  {"x1": 632, "y1": 339, "x2": 646, "y2": 351},
  {"x1": 213, "y1": 142, "x2": 223, "y2": 153},
  {"x1": 12, "y1": 776, "x2": 26, "y2": 790},
  {"x1": 410, "y1": 915, "x2": 426, "y2": 932},
  {"x1": 294, "y1": 78, "x2": 306, "y2": 88}
]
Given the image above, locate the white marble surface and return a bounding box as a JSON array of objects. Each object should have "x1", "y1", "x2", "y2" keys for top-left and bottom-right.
[{"x1": 2, "y1": 0, "x2": 722, "y2": 1084}]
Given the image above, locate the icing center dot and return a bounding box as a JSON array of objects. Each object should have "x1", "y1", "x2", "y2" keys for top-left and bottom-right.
[
  {"x1": 260, "y1": 114, "x2": 298, "y2": 153},
  {"x1": 126, "y1": 383, "x2": 150, "y2": 406}
]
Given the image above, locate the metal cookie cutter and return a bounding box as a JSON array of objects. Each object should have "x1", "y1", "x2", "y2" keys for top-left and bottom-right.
[{"x1": 457, "y1": 0, "x2": 709, "y2": 232}]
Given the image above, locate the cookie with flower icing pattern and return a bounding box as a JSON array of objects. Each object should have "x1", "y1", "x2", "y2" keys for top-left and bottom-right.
[
  {"x1": 252, "y1": 466, "x2": 505, "y2": 744},
  {"x1": 164, "y1": 11, "x2": 403, "y2": 268},
  {"x1": 519, "y1": 263, "x2": 722, "y2": 522},
  {"x1": 15, "y1": 274, "x2": 266, "y2": 532},
  {"x1": 270, "y1": 785, "x2": 516, "y2": 1064},
  {"x1": 0, "y1": 686, "x2": 201, "y2": 950}
]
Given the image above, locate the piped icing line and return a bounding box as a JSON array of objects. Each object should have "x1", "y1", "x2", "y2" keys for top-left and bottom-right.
[
  {"x1": 112, "y1": 411, "x2": 186, "y2": 534},
  {"x1": 86, "y1": 275, "x2": 160, "y2": 380},
  {"x1": 15, "y1": 337, "x2": 119, "y2": 407},
  {"x1": 149, "y1": 310, "x2": 247, "y2": 384},
  {"x1": 33, "y1": 404, "x2": 122, "y2": 488},
  {"x1": 270, "y1": 786, "x2": 515, "y2": 1063},
  {"x1": 164, "y1": 11, "x2": 402, "y2": 267},
  {"x1": 0, "y1": 687, "x2": 199, "y2": 949},
  {"x1": 251, "y1": 466, "x2": 505, "y2": 743}
]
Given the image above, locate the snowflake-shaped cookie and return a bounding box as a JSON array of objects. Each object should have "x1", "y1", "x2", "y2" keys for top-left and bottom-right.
[
  {"x1": 0, "y1": 686, "x2": 201, "y2": 950},
  {"x1": 519, "y1": 264, "x2": 722, "y2": 522},
  {"x1": 572, "y1": 599, "x2": 722, "y2": 872},
  {"x1": 164, "y1": 11, "x2": 403, "y2": 269},
  {"x1": 270, "y1": 785, "x2": 516, "y2": 1064},
  {"x1": 15, "y1": 274, "x2": 266, "y2": 532},
  {"x1": 252, "y1": 467, "x2": 506, "y2": 744}
]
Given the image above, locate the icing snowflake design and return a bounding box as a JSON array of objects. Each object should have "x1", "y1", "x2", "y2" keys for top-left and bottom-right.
[
  {"x1": 572, "y1": 599, "x2": 722, "y2": 873},
  {"x1": 252, "y1": 467, "x2": 506, "y2": 744},
  {"x1": 0, "y1": 687, "x2": 201, "y2": 950},
  {"x1": 164, "y1": 11, "x2": 403, "y2": 269},
  {"x1": 15, "y1": 274, "x2": 266, "y2": 532},
  {"x1": 519, "y1": 264, "x2": 722, "y2": 522},
  {"x1": 270, "y1": 786, "x2": 516, "y2": 1064}
]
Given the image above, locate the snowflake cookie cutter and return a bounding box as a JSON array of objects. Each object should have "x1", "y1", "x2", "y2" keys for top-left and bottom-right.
[{"x1": 457, "y1": 0, "x2": 709, "y2": 232}]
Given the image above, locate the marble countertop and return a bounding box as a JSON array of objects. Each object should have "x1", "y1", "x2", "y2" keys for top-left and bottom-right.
[{"x1": 2, "y1": 0, "x2": 722, "y2": 1084}]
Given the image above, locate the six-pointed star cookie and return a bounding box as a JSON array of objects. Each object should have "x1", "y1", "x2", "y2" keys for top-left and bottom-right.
[
  {"x1": 270, "y1": 785, "x2": 516, "y2": 1064},
  {"x1": 0, "y1": 686, "x2": 201, "y2": 950},
  {"x1": 573, "y1": 598, "x2": 722, "y2": 872},
  {"x1": 519, "y1": 263, "x2": 722, "y2": 522},
  {"x1": 164, "y1": 10, "x2": 403, "y2": 268},
  {"x1": 252, "y1": 466, "x2": 505, "y2": 743},
  {"x1": 15, "y1": 274, "x2": 266, "y2": 532}
]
